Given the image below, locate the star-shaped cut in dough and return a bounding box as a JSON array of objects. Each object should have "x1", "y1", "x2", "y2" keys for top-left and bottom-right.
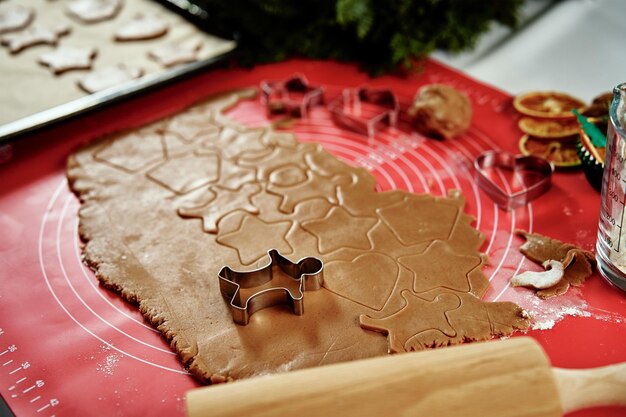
[
  {"x1": 0, "y1": 6, "x2": 34, "y2": 35},
  {"x1": 148, "y1": 38, "x2": 203, "y2": 68},
  {"x1": 38, "y1": 45, "x2": 97, "y2": 75},
  {"x1": 240, "y1": 142, "x2": 317, "y2": 181},
  {"x1": 301, "y1": 206, "x2": 377, "y2": 254},
  {"x1": 203, "y1": 126, "x2": 270, "y2": 161},
  {"x1": 267, "y1": 169, "x2": 350, "y2": 214},
  {"x1": 66, "y1": 0, "x2": 123, "y2": 24},
  {"x1": 1, "y1": 24, "x2": 70, "y2": 54},
  {"x1": 398, "y1": 240, "x2": 481, "y2": 293},
  {"x1": 359, "y1": 291, "x2": 460, "y2": 353},
  {"x1": 217, "y1": 215, "x2": 293, "y2": 265},
  {"x1": 178, "y1": 183, "x2": 261, "y2": 234}
]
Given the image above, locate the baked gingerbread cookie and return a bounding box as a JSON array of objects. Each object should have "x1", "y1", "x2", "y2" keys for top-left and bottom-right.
[
  {"x1": 66, "y1": 0, "x2": 124, "y2": 24},
  {"x1": 114, "y1": 13, "x2": 168, "y2": 41},
  {"x1": 78, "y1": 64, "x2": 142, "y2": 93},
  {"x1": 1, "y1": 24, "x2": 70, "y2": 54},
  {"x1": 67, "y1": 89, "x2": 529, "y2": 383},
  {"x1": 38, "y1": 45, "x2": 97, "y2": 75},
  {"x1": 148, "y1": 38, "x2": 202, "y2": 68},
  {"x1": 0, "y1": 5, "x2": 34, "y2": 34}
]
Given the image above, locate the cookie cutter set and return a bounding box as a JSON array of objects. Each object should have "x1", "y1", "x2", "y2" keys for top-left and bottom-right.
[
  {"x1": 261, "y1": 73, "x2": 399, "y2": 138},
  {"x1": 218, "y1": 249, "x2": 324, "y2": 325},
  {"x1": 262, "y1": 74, "x2": 556, "y2": 211}
]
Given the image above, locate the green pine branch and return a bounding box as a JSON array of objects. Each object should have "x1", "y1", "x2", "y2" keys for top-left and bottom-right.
[{"x1": 195, "y1": 0, "x2": 523, "y2": 75}]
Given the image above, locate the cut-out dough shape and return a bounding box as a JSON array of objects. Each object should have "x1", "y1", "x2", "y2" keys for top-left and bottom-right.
[
  {"x1": 38, "y1": 45, "x2": 97, "y2": 75},
  {"x1": 398, "y1": 240, "x2": 481, "y2": 293},
  {"x1": 0, "y1": 6, "x2": 34, "y2": 34},
  {"x1": 203, "y1": 126, "x2": 270, "y2": 161},
  {"x1": 148, "y1": 38, "x2": 203, "y2": 68},
  {"x1": 301, "y1": 206, "x2": 377, "y2": 254},
  {"x1": 338, "y1": 184, "x2": 404, "y2": 217},
  {"x1": 379, "y1": 195, "x2": 459, "y2": 245},
  {"x1": 66, "y1": 0, "x2": 123, "y2": 23},
  {"x1": 78, "y1": 64, "x2": 142, "y2": 93},
  {"x1": 114, "y1": 13, "x2": 168, "y2": 41},
  {"x1": 147, "y1": 153, "x2": 220, "y2": 194},
  {"x1": 267, "y1": 170, "x2": 351, "y2": 213},
  {"x1": 1, "y1": 24, "x2": 70, "y2": 54},
  {"x1": 167, "y1": 111, "x2": 218, "y2": 143},
  {"x1": 359, "y1": 291, "x2": 460, "y2": 353},
  {"x1": 217, "y1": 215, "x2": 293, "y2": 265},
  {"x1": 213, "y1": 157, "x2": 256, "y2": 190},
  {"x1": 324, "y1": 252, "x2": 398, "y2": 310},
  {"x1": 269, "y1": 165, "x2": 307, "y2": 187},
  {"x1": 93, "y1": 128, "x2": 164, "y2": 172},
  {"x1": 240, "y1": 143, "x2": 316, "y2": 181},
  {"x1": 178, "y1": 183, "x2": 261, "y2": 233}
]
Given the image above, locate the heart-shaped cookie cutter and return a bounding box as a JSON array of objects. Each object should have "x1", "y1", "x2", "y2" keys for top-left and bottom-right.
[
  {"x1": 474, "y1": 150, "x2": 554, "y2": 211},
  {"x1": 218, "y1": 249, "x2": 324, "y2": 325},
  {"x1": 328, "y1": 87, "x2": 399, "y2": 138},
  {"x1": 260, "y1": 73, "x2": 325, "y2": 118}
]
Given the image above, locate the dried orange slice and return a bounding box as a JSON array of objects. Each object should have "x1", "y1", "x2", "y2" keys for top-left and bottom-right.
[
  {"x1": 519, "y1": 135, "x2": 581, "y2": 168},
  {"x1": 518, "y1": 117, "x2": 579, "y2": 139},
  {"x1": 513, "y1": 91, "x2": 586, "y2": 119}
]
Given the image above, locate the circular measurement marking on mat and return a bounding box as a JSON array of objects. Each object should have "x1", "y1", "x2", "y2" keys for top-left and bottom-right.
[{"x1": 39, "y1": 180, "x2": 189, "y2": 375}]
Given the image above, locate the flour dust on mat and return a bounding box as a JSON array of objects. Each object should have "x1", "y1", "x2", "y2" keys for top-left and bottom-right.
[{"x1": 67, "y1": 88, "x2": 529, "y2": 383}]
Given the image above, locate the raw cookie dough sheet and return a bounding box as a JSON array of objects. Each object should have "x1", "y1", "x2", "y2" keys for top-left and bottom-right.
[
  {"x1": 0, "y1": 0, "x2": 235, "y2": 132},
  {"x1": 0, "y1": 59, "x2": 625, "y2": 417}
]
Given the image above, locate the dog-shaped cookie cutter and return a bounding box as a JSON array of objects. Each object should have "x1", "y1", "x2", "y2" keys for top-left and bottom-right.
[{"x1": 218, "y1": 249, "x2": 324, "y2": 325}]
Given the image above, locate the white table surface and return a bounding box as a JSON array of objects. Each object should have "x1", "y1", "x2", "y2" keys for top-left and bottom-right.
[{"x1": 432, "y1": 0, "x2": 626, "y2": 103}]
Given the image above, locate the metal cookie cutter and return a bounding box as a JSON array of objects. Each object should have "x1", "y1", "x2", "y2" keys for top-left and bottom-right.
[
  {"x1": 328, "y1": 87, "x2": 400, "y2": 138},
  {"x1": 474, "y1": 150, "x2": 554, "y2": 211},
  {"x1": 218, "y1": 249, "x2": 324, "y2": 325},
  {"x1": 260, "y1": 73, "x2": 325, "y2": 118}
]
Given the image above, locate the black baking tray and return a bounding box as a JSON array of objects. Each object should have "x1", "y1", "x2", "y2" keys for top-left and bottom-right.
[{"x1": 0, "y1": 0, "x2": 237, "y2": 145}]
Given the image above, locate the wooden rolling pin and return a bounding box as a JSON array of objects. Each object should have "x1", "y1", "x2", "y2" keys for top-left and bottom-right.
[{"x1": 186, "y1": 337, "x2": 626, "y2": 417}]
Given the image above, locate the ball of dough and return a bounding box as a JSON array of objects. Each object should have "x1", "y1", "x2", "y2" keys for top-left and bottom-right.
[{"x1": 408, "y1": 84, "x2": 472, "y2": 139}]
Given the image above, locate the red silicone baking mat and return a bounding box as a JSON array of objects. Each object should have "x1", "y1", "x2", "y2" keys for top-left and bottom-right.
[{"x1": 1, "y1": 59, "x2": 625, "y2": 417}]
